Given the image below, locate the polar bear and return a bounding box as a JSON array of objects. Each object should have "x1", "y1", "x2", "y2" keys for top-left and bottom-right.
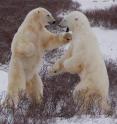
[
  {"x1": 49, "y1": 11, "x2": 110, "y2": 113},
  {"x1": 7, "y1": 7, "x2": 72, "y2": 105}
]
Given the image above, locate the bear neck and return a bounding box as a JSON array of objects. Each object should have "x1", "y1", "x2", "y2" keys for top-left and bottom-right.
[
  {"x1": 23, "y1": 15, "x2": 44, "y2": 31},
  {"x1": 72, "y1": 25, "x2": 92, "y2": 39}
]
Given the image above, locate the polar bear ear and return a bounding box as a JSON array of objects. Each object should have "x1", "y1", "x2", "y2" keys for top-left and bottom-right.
[{"x1": 75, "y1": 18, "x2": 78, "y2": 21}]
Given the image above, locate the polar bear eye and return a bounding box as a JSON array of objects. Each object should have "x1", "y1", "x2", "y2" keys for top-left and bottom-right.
[{"x1": 47, "y1": 14, "x2": 50, "y2": 17}]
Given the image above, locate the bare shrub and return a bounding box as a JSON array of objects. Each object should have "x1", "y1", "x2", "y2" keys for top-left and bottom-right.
[
  {"x1": 106, "y1": 60, "x2": 117, "y2": 115},
  {"x1": 1, "y1": 52, "x2": 117, "y2": 123},
  {"x1": 85, "y1": 5, "x2": 117, "y2": 29}
]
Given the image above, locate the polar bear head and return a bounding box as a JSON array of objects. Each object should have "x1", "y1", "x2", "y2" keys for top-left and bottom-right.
[
  {"x1": 59, "y1": 11, "x2": 90, "y2": 32},
  {"x1": 26, "y1": 7, "x2": 55, "y2": 27}
]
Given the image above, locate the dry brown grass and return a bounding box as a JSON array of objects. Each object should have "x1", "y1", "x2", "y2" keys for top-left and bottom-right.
[{"x1": 85, "y1": 5, "x2": 117, "y2": 29}]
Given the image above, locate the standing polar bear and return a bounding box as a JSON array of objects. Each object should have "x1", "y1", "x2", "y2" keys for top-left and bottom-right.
[
  {"x1": 49, "y1": 11, "x2": 110, "y2": 112},
  {"x1": 7, "y1": 7, "x2": 72, "y2": 105}
]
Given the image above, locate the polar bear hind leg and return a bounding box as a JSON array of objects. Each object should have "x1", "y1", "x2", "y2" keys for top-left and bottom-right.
[
  {"x1": 26, "y1": 74, "x2": 43, "y2": 104},
  {"x1": 7, "y1": 60, "x2": 26, "y2": 106},
  {"x1": 73, "y1": 82, "x2": 104, "y2": 114},
  {"x1": 100, "y1": 95, "x2": 111, "y2": 114}
]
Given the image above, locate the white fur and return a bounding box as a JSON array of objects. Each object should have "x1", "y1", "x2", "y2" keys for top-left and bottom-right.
[
  {"x1": 50, "y1": 11, "x2": 110, "y2": 112},
  {"x1": 7, "y1": 7, "x2": 71, "y2": 105}
]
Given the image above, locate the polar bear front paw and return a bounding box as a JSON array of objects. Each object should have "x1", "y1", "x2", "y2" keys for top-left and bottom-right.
[
  {"x1": 63, "y1": 32, "x2": 72, "y2": 43},
  {"x1": 48, "y1": 65, "x2": 60, "y2": 76},
  {"x1": 48, "y1": 61, "x2": 64, "y2": 76},
  {"x1": 34, "y1": 94, "x2": 43, "y2": 104}
]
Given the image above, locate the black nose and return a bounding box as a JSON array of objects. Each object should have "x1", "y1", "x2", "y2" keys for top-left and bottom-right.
[
  {"x1": 52, "y1": 21, "x2": 56, "y2": 24},
  {"x1": 58, "y1": 24, "x2": 62, "y2": 27},
  {"x1": 66, "y1": 27, "x2": 69, "y2": 32}
]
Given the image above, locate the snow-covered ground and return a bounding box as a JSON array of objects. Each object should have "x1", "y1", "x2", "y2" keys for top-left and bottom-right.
[
  {"x1": 73, "y1": 0, "x2": 117, "y2": 11},
  {"x1": 55, "y1": 116, "x2": 117, "y2": 124},
  {"x1": 93, "y1": 27, "x2": 117, "y2": 60},
  {"x1": 0, "y1": 37, "x2": 117, "y2": 123},
  {"x1": 0, "y1": 70, "x2": 8, "y2": 92},
  {"x1": 0, "y1": 27, "x2": 117, "y2": 123}
]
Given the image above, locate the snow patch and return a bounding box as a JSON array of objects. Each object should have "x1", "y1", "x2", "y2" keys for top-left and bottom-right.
[
  {"x1": 73, "y1": 0, "x2": 117, "y2": 11},
  {"x1": 93, "y1": 27, "x2": 117, "y2": 60},
  {"x1": 0, "y1": 70, "x2": 8, "y2": 92},
  {"x1": 55, "y1": 116, "x2": 117, "y2": 124}
]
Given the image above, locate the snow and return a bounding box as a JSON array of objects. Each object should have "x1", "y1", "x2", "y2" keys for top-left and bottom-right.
[
  {"x1": 73, "y1": 0, "x2": 117, "y2": 11},
  {"x1": 0, "y1": 70, "x2": 8, "y2": 92},
  {"x1": 59, "y1": 0, "x2": 117, "y2": 17},
  {"x1": 93, "y1": 27, "x2": 117, "y2": 60},
  {"x1": 55, "y1": 116, "x2": 117, "y2": 124}
]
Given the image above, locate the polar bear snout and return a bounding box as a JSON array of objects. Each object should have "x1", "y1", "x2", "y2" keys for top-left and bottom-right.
[
  {"x1": 59, "y1": 19, "x2": 70, "y2": 32},
  {"x1": 66, "y1": 27, "x2": 69, "y2": 32},
  {"x1": 47, "y1": 15, "x2": 56, "y2": 25},
  {"x1": 59, "y1": 19, "x2": 66, "y2": 27},
  {"x1": 48, "y1": 19, "x2": 56, "y2": 24},
  {"x1": 48, "y1": 20, "x2": 56, "y2": 25}
]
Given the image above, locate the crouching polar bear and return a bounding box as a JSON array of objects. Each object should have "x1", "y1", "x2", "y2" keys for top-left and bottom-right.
[
  {"x1": 49, "y1": 11, "x2": 110, "y2": 112},
  {"x1": 7, "y1": 7, "x2": 72, "y2": 105}
]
